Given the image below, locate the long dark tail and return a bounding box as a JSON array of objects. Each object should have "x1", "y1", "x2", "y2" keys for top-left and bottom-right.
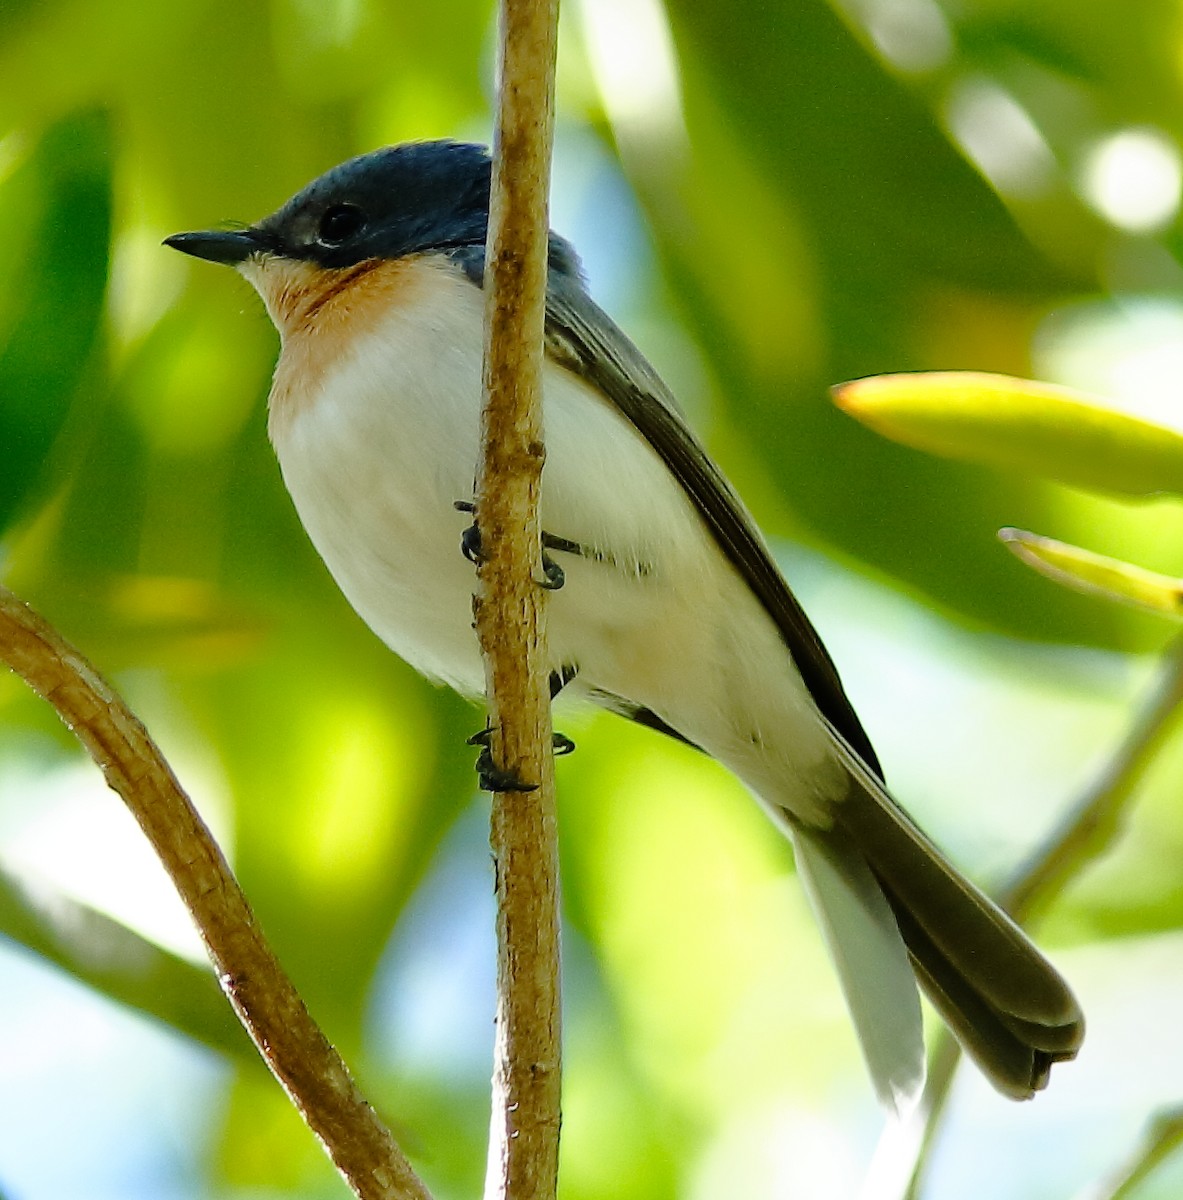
[{"x1": 834, "y1": 751, "x2": 1084, "y2": 1099}]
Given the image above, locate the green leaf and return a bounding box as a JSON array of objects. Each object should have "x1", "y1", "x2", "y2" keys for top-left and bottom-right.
[
  {"x1": 999, "y1": 528, "x2": 1183, "y2": 618},
  {"x1": 662, "y1": 0, "x2": 1068, "y2": 293},
  {"x1": 833, "y1": 372, "x2": 1183, "y2": 497},
  {"x1": 0, "y1": 109, "x2": 112, "y2": 532}
]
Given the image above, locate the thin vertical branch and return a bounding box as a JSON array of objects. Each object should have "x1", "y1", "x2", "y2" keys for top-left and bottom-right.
[
  {"x1": 474, "y1": 1, "x2": 561, "y2": 1198},
  {"x1": 0, "y1": 585, "x2": 432, "y2": 1200}
]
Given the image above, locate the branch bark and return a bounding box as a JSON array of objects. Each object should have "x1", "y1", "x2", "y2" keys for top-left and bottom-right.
[
  {"x1": 0, "y1": 584, "x2": 431, "y2": 1200},
  {"x1": 474, "y1": 2, "x2": 561, "y2": 1198}
]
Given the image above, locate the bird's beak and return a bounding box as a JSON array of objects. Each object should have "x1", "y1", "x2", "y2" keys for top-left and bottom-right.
[{"x1": 163, "y1": 228, "x2": 263, "y2": 265}]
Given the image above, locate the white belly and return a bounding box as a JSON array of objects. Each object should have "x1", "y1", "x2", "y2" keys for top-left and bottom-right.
[{"x1": 269, "y1": 259, "x2": 842, "y2": 822}]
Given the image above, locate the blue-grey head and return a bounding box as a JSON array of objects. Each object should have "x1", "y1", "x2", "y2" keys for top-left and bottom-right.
[{"x1": 165, "y1": 140, "x2": 495, "y2": 270}]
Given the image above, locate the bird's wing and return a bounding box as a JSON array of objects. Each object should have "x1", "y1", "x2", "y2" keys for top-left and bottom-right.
[{"x1": 541, "y1": 266, "x2": 883, "y2": 780}]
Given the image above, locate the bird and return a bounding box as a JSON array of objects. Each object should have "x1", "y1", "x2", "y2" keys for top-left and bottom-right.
[{"x1": 165, "y1": 139, "x2": 1083, "y2": 1111}]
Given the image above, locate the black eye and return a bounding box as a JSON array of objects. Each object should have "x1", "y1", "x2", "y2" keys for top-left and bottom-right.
[{"x1": 317, "y1": 204, "x2": 366, "y2": 246}]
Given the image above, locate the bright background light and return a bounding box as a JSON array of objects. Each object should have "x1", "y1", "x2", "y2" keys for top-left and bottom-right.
[{"x1": 1081, "y1": 128, "x2": 1183, "y2": 234}]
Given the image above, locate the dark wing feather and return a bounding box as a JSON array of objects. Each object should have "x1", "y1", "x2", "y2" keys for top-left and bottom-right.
[{"x1": 541, "y1": 265, "x2": 883, "y2": 780}]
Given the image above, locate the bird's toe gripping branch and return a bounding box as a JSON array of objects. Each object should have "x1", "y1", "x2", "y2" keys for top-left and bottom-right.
[
  {"x1": 469, "y1": 726, "x2": 537, "y2": 793},
  {"x1": 538, "y1": 549, "x2": 565, "y2": 591},
  {"x1": 456, "y1": 501, "x2": 581, "y2": 790},
  {"x1": 467, "y1": 725, "x2": 577, "y2": 793},
  {"x1": 456, "y1": 500, "x2": 485, "y2": 567},
  {"x1": 454, "y1": 499, "x2": 581, "y2": 590}
]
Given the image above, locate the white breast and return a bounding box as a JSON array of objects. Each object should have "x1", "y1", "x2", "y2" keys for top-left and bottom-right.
[{"x1": 266, "y1": 255, "x2": 843, "y2": 823}]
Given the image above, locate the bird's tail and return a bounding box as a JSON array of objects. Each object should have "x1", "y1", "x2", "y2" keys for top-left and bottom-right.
[
  {"x1": 784, "y1": 738, "x2": 1084, "y2": 1106},
  {"x1": 789, "y1": 822, "x2": 927, "y2": 1114}
]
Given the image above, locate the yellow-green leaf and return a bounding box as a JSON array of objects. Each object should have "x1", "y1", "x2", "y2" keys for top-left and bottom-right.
[
  {"x1": 832, "y1": 371, "x2": 1183, "y2": 497},
  {"x1": 999, "y1": 528, "x2": 1183, "y2": 618}
]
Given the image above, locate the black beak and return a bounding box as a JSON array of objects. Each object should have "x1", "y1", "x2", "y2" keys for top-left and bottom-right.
[{"x1": 163, "y1": 228, "x2": 263, "y2": 265}]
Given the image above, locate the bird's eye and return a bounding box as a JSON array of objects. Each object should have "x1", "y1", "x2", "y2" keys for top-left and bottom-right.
[{"x1": 317, "y1": 204, "x2": 366, "y2": 246}]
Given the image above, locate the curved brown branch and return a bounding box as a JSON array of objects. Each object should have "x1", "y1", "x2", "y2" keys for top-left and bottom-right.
[
  {"x1": 0, "y1": 584, "x2": 431, "y2": 1200},
  {"x1": 474, "y1": 1, "x2": 561, "y2": 1197}
]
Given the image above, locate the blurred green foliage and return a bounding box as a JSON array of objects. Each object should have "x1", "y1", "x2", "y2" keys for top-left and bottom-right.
[
  {"x1": 0, "y1": 110, "x2": 110, "y2": 532},
  {"x1": 3, "y1": 1, "x2": 1183, "y2": 1198}
]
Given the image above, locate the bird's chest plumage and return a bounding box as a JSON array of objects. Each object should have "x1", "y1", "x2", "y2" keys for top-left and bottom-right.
[
  {"x1": 267, "y1": 259, "x2": 494, "y2": 691},
  {"x1": 264, "y1": 255, "x2": 707, "y2": 694},
  {"x1": 258, "y1": 251, "x2": 838, "y2": 818}
]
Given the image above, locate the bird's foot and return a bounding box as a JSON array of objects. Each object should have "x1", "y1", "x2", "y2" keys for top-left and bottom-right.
[
  {"x1": 538, "y1": 549, "x2": 565, "y2": 590},
  {"x1": 455, "y1": 500, "x2": 580, "y2": 590},
  {"x1": 455, "y1": 501, "x2": 484, "y2": 565},
  {"x1": 467, "y1": 724, "x2": 577, "y2": 791},
  {"x1": 467, "y1": 726, "x2": 537, "y2": 792}
]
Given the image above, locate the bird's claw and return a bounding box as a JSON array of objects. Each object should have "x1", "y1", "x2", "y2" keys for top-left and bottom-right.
[
  {"x1": 467, "y1": 726, "x2": 537, "y2": 792},
  {"x1": 455, "y1": 501, "x2": 484, "y2": 565},
  {"x1": 455, "y1": 500, "x2": 573, "y2": 589},
  {"x1": 475, "y1": 747, "x2": 539, "y2": 793},
  {"x1": 538, "y1": 551, "x2": 565, "y2": 591},
  {"x1": 467, "y1": 725, "x2": 576, "y2": 791}
]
